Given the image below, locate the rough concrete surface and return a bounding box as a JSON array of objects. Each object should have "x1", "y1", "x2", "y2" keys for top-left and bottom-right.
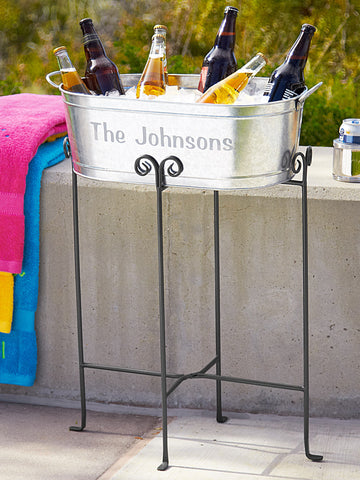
[
  {"x1": 0, "y1": 402, "x2": 160, "y2": 480},
  {"x1": 1, "y1": 401, "x2": 360, "y2": 480}
]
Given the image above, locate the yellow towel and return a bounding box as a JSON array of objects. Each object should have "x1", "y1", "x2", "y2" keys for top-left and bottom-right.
[
  {"x1": 45, "y1": 132, "x2": 67, "y2": 143},
  {"x1": 0, "y1": 272, "x2": 14, "y2": 333}
]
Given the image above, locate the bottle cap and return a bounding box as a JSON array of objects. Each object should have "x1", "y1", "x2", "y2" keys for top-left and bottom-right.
[
  {"x1": 53, "y1": 46, "x2": 67, "y2": 55},
  {"x1": 256, "y1": 52, "x2": 268, "y2": 63},
  {"x1": 154, "y1": 24, "x2": 167, "y2": 31},
  {"x1": 301, "y1": 24, "x2": 316, "y2": 33},
  {"x1": 225, "y1": 6, "x2": 238, "y2": 14},
  {"x1": 80, "y1": 18, "x2": 93, "y2": 25}
]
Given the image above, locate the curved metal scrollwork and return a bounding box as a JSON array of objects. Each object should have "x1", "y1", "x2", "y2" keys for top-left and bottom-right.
[
  {"x1": 161, "y1": 155, "x2": 184, "y2": 179},
  {"x1": 135, "y1": 154, "x2": 158, "y2": 177},
  {"x1": 135, "y1": 154, "x2": 184, "y2": 190},
  {"x1": 291, "y1": 147, "x2": 312, "y2": 176},
  {"x1": 63, "y1": 136, "x2": 71, "y2": 159}
]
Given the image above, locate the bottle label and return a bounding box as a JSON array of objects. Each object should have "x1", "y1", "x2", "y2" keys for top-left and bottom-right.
[
  {"x1": 82, "y1": 34, "x2": 100, "y2": 44},
  {"x1": 263, "y1": 82, "x2": 272, "y2": 96},
  {"x1": 341, "y1": 134, "x2": 360, "y2": 144},
  {"x1": 198, "y1": 66, "x2": 208, "y2": 92},
  {"x1": 263, "y1": 82, "x2": 297, "y2": 100},
  {"x1": 282, "y1": 88, "x2": 297, "y2": 100}
]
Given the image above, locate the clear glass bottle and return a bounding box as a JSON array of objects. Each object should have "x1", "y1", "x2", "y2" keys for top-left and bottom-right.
[
  {"x1": 196, "y1": 53, "x2": 266, "y2": 104},
  {"x1": 264, "y1": 24, "x2": 316, "y2": 102},
  {"x1": 79, "y1": 18, "x2": 125, "y2": 96},
  {"x1": 53, "y1": 46, "x2": 90, "y2": 94},
  {"x1": 154, "y1": 24, "x2": 168, "y2": 84},
  {"x1": 198, "y1": 6, "x2": 238, "y2": 93},
  {"x1": 136, "y1": 34, "x2": 166, "y2": 99}
]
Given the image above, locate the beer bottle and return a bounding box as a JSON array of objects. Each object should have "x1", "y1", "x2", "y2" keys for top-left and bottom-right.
[
  {"x1": 198, "y1": 6, "x2": 238, "y2": 93},
  {"x1": 196, "y1": 53, "x2": 266, "y2": 104},
  {"x1": 154, "y1": 25, "x2": 168, "y2": 84},
  {"x1": 136, "y1": 34, "x2": 166, "y2": 99},
  {"x1": 53, "y1": 46, "x2": 90, "y2": 94},
  {"x1": 264, "y1": 24, "x2": 316, "y2": 102},
  {"x1": 79, "y1": 18, "x2": 125, "y2": 96}
]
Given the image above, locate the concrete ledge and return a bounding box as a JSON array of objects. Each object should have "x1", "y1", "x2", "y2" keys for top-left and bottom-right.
[{"x1": 1, "y1": 147, "x2": 360, "y2": 418}]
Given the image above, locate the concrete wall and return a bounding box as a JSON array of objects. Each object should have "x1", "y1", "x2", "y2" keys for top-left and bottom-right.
[{"x1": 1, "y1": 147, "x2": 359, "y2": 418}]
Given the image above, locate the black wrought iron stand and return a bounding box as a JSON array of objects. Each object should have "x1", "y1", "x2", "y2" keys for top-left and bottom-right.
[{"x1": 64, "y1": 138, "x2": 323, "y2": 470}]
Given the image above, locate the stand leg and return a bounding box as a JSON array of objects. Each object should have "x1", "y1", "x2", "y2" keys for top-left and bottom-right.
[
  {"x1": 157, "y1": 184, "x2": 169, "y2": 471},
  {"x1": 214, "y1": 191, "x2": 227, "y2": 424},
  {"x1": 301, "y1": 149, "x2": 323, "y2": 461},
  {"x1": 70, "y1": 170, "x2": 87, "y2": 432},
  {"x1": 134, "y1": 155, "x2": 183, "y2": 471}
]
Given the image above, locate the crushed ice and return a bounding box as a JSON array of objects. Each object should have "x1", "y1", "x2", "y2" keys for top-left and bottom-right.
[{"x1": 124, "y1": 78, "x2": 269, "y2": 105}]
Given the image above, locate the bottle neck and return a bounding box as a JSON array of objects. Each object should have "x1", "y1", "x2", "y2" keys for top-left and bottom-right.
[
  {"x1": 154, "y1": 27, "x2": 167, "y2": 40},
  {"x1": 149, "y1": 35, "x2": 165, "y2": 58},
  {"x1": 214, "y1": 10, "x2": 237, "y2": 50},
  {"x1": 237, "y1": 53, "x2": 266, "y2": 76},
  {"x1": 285, "y1": 25, "x2": 315, "y2": 69},
  {"x1": 80, "y1": 20, "x2": 106, "y2": 58},
  {"x1": 55, "y1": 50, "x2": 74, "y2": 71},
  {"x1": 222, "y1": 53, "x2": 266, "y2": 92}
]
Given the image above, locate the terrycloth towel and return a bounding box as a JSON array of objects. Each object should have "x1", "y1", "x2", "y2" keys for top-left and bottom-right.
[
  {"x1": 0, "y1": 272, "x2": 13, "y2": 333},
  {"x1": 0, "y1": 137, "x2": 65, "y2": 386},
  {"x1": 0, "y1": 93, "x2": 66, "y2": 274}
]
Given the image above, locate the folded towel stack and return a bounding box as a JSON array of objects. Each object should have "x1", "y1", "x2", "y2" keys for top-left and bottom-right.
[
  {"x1": 0, "y1": 93, "x2": 66, "y2": 274},
  {"x1": 0, "y1": 93, "x2": 67, "y2": 385}
]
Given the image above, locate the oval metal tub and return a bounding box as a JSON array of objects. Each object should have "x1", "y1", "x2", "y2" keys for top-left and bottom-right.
[{"x1": 50, "y1": 73, "x2": 321, "y2": 190}]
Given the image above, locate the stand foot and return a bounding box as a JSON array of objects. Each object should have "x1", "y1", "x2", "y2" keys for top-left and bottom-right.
[
  {"x1": 217, "y1": 414, "x2": 228, "y2": 424},
  {"x1": 306, "y1": 452, "x2": 323, "y2": 462},
  {"x1": 69, "y1": 425, "x2": 85, "y2": 432},
  {"x1": 157, "y1": 461, "x2": 169, "y2": 471}
]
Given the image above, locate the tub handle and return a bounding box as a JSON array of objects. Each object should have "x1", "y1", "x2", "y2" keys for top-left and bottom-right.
[
  {"x1": 296, "y1": 82, "x2": 323, "y2": 108},
  {"x1": 46, "y1": 71, "x2": 62, "y2": 89}
]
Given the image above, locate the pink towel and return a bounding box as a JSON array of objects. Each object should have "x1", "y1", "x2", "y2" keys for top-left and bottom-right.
[{"x1": 0, "y1": 93, "x2": 66, "y2": 273}]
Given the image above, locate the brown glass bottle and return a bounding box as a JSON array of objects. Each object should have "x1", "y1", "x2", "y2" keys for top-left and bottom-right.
[
  {"x1": 198, "y1": 6, "x2": 238, "y2": 93},
  {"x1": 79, "y1": 18, "x2": 125, "y2": 96},
  {"x1": 53, "y1": 46, "x2": 90, "y2": 94},
  {"x1": 264, "y1": 24, "x2": 316, "y2": 102}
]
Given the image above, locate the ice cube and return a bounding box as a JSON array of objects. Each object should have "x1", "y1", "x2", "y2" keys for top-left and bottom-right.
[{"x1": 125, "y1": 86, "x2": 137, "y2": 98}]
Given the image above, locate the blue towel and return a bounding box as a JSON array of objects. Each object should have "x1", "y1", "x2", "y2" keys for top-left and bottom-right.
[{"x1": 0, "y1": 138, "x2": 65, "y2": 386}]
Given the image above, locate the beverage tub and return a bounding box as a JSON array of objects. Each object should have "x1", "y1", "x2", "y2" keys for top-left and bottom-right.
[{"x1": 47, "y1": 73, "x2": 321, "y2": 189}]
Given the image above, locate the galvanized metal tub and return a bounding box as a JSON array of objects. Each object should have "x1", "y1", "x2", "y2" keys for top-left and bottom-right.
[{"x1": 47, "y1": 73, "x2": 321, "y2": 189}]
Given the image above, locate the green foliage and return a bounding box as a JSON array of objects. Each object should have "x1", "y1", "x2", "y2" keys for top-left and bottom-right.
[
  {"x1": 0, "y1": 76, "x2": 21, "y2": 96},
  {"x1": 1, "y1": 0, "x2": 360, "y2": 146},
  {"x1": 168, "y1": 55, "x2": 202, "y2": 74},
  {"x1": 301, "y1": 71, "x2": 360, "y2": 146}
]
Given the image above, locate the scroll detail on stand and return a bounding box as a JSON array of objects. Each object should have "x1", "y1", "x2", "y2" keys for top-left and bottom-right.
[
  {"x1": 290, "y1": 146, "x2": 312, "y2": 181},
  {"x1": 135, "y1": 154, "x2": 184, "y2": 190}
]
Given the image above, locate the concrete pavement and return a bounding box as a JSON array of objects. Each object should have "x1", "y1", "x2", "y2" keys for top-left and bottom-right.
[
  {"x1": 0, "y1": 401, "x2": 160, "y2": 480},
  {"x1": 1, "y1": 400, "x2": 360, "y2": 480},
  {"x1": 111, "y1": 412, "x2": 360, "y2": 480}
]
